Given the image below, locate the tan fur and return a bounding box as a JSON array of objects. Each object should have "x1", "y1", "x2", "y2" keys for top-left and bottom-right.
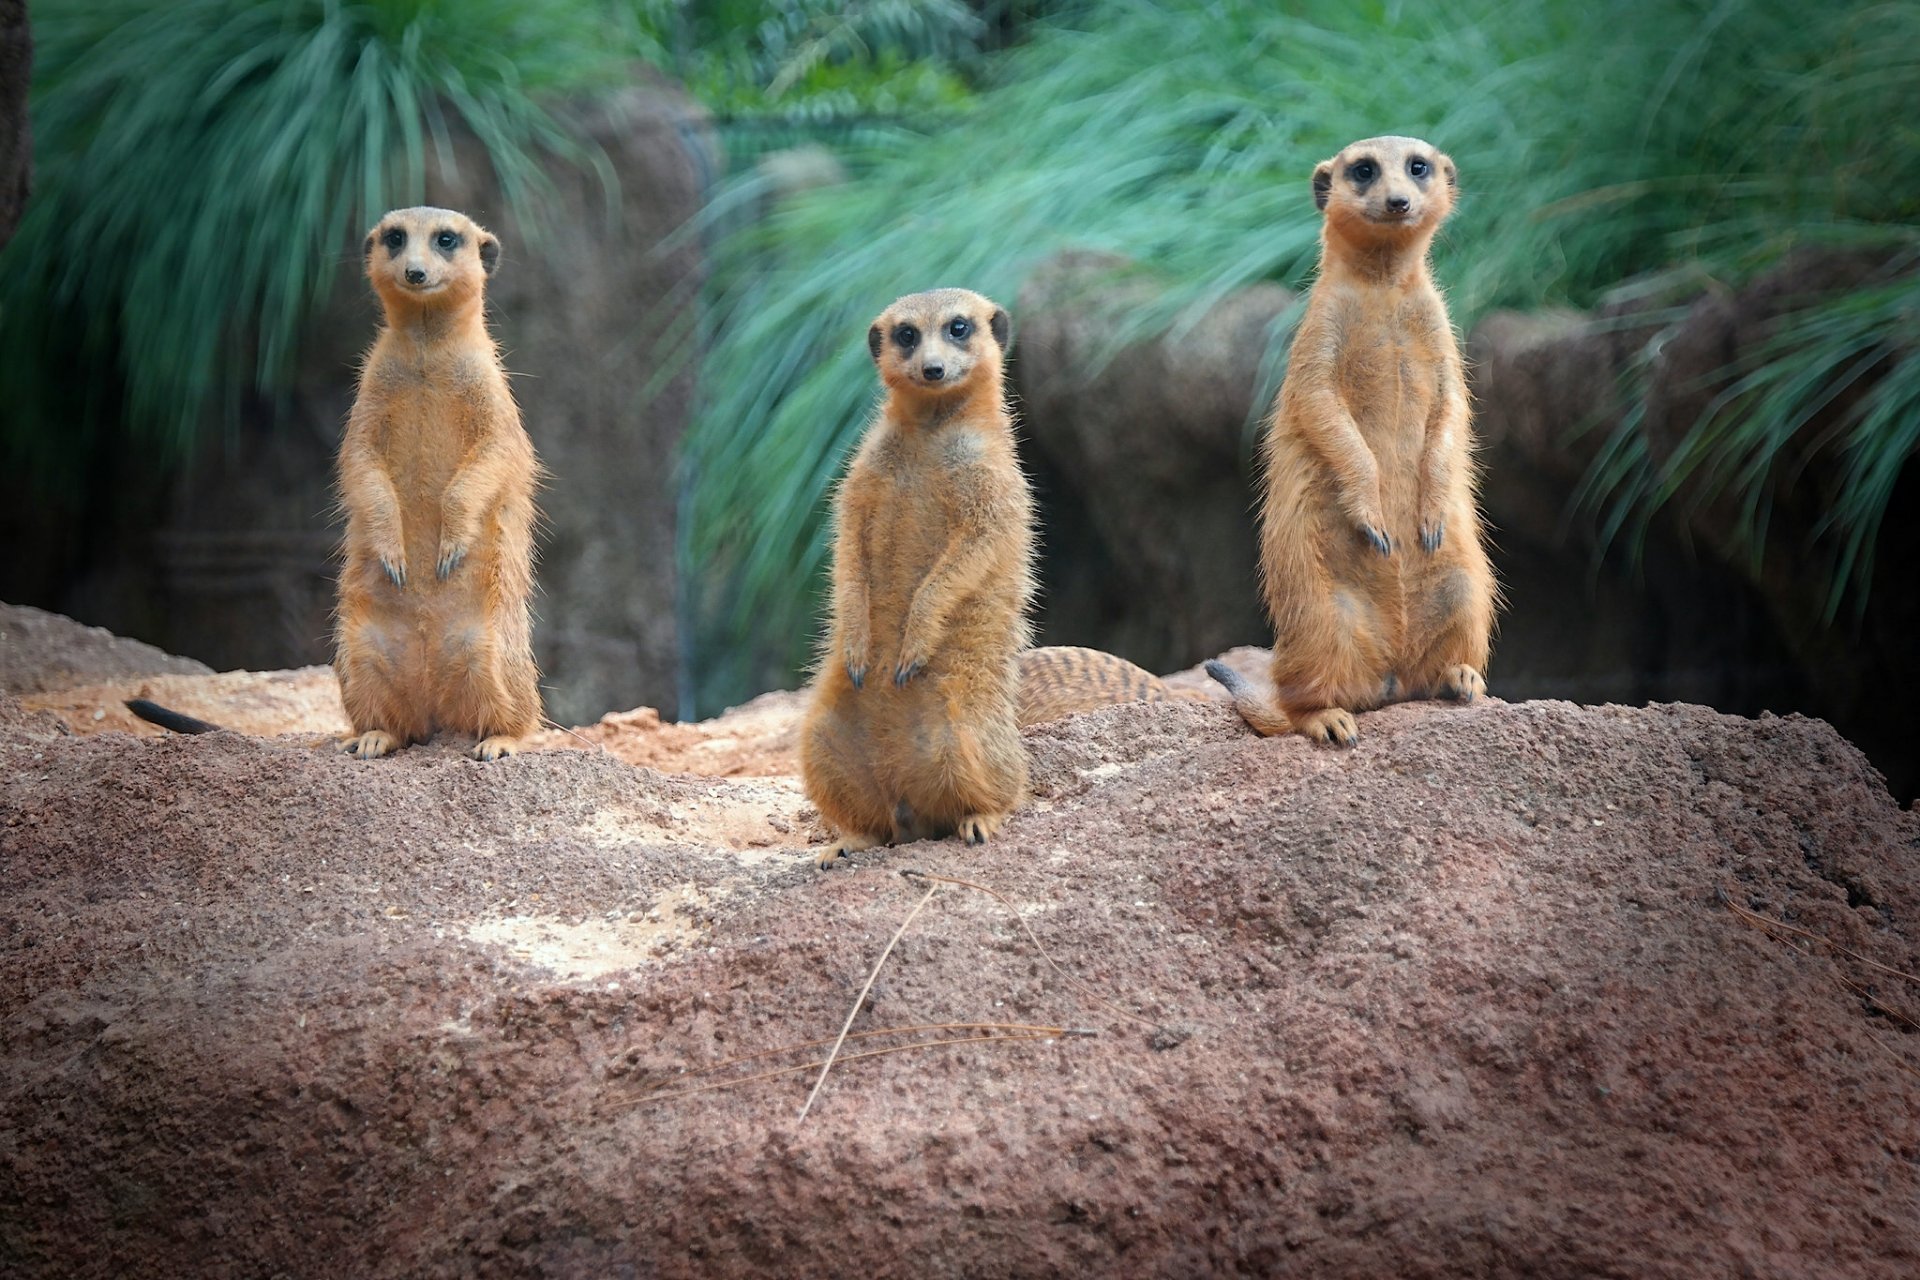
[
  {"x1": 1220, "y1": 136, "x2": 1497, "y2": 744},
  {"x1": 1015, "y1": 646, "x2": 1173, "y2": 726},
  {"x1": 800, "y1": 289, "x2": 1035, "y2": 866},
  {"x1": 333, "y1": 207, "x2": 541, "y2": 762}
]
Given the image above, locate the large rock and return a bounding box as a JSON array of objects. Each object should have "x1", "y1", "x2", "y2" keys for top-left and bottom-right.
[
  {"x1": 1470, "y1": 249, "x2": 1920, "y2": 798},
  {"x1": 60, "y1": 81, "x2": 712, "y2": 726},
  {"x1": 1015, "y1": 252, "x2": 1287, "y2": 668},
  {"x1": 2, "y1": 630, "x2": 1917, "y2": 1275},
  {"x1": 0, "y1": 0, "x2": 29, "y2": 249},
  {"x1": 0, "y1": 602, "x2": 210, "y2": 695}
]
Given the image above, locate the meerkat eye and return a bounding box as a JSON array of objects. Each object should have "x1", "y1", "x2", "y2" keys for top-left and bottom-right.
[
  {"x1": 947, "y1": 317, "x2": 971, "y2": 341},
  {"x1": 1408, "y1": 157, "x2": 1430, "y2": 178},
  {"x1": 381, "y1": 227, "x2": 405, "y2": 252},
  {"x1": 893, "y1": 324, "x2": 920, "y2": 350},
  {"x1": 435, "y1": 230, "x2": 459, "y2": 251},
  {"x1": 1349, "y1": 160, "x2": 1376, "y2": 184}
]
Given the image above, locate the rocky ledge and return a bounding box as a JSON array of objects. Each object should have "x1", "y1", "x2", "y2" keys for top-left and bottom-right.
[{"x1": 1, "y1": 614, "x2": 1916, "y2": 1277}]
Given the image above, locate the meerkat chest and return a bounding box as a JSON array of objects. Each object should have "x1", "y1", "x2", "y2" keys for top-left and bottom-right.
[
  {"x1": 861, "y1": 431, "x2": 990, "y2": 582},
  {"x1": 1331, "y1": 292, "x2": 1446, "y2": 436},
  {"x1": 364, "y1": 347, "x2": 497, "y2": 484}
]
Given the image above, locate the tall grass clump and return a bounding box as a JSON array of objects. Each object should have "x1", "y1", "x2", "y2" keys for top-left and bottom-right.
[
  {"x1": 682, "y1": 0, "x2": 1920, "y2": 709},
  {"x1": 0, "y1": 0, "x2": 628, "y2": 486}
]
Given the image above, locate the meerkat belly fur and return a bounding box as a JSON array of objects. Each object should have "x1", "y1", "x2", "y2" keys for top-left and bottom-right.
[
  {"x1": 1210, "y1": 136, "x2": 1498, "y2": 744},
  {"x1": 801, "y1": 288, "x2": 1035, "y2": 867},
  {"x1": 334, "y1": 206, "x2": 542, "y2": 762}
]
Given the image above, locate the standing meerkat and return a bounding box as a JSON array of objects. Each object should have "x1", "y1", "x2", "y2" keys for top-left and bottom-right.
[
  {"x1": 801, "y1": 288, "x2": 1035, "y2": 867},
  {"x1": 1209, "y1": 136, "x2": 1497, "y2": 744},
  {"x1": 334, "y1": 206, "x2": 541, "y2": 761}
]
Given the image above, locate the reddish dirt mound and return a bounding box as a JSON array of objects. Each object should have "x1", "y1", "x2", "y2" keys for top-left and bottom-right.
[
  {"x1": 3, "y1": 671, "x2": 1916, "y2": 1276},
  {"x1": 23, "y1": 665, "x2": 350, "y2": 740},
  {"x1": 531, "y1": 688, "x2": 806, "y2": 778}
]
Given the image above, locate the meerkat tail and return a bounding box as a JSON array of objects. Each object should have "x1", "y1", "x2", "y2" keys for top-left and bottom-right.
[
  {"x1": 125, "y1": 699, "x2": 223, "y2": 735},
  {"x1": 1203, "y1": 661, "x2": 1290, "y2": 737}
]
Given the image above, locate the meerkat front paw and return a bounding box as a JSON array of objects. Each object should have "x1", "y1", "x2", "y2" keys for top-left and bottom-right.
[
  {"x1": 956, "y1": 812, "x2": 1007, "y2": 845},
  {"x1": 470, "y1": 735, "x2": 520, "y2": 761},
  {"x1": 844, "y1": 631, "x2": 871, "y2": 689},
  {"x1": 436, "y1": 541, "x2": 468, "y2": 580},
  {"x1": 1419, "y1": 518, "x2": 1445, "y2": 553},
  {"x1": 1359, "y1": 524, "x2": 1393, "y2": 556},
  {"x1": 815, "y1": 832, "x2": 881, "y2": 869},
  {"x1": 1439, "y1": 665, "x2": 1485, "y2": 703},
  {"x1": 377, "y1": 552, "x2": 408, "y2": 588},
  {"x1": 1294, "y1": 707, "x2": 1359, "y2": 746},
  {"x1": 345, "y1": 729, "x2": 401, "y2": 759}
]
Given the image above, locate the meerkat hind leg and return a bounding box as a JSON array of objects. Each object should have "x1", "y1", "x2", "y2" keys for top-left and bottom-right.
[
  {"x1": 956, "y1": 811, "x2": 1009, "y2": 845},
  {"x1": 1290, "y1": 706, "x2": 1359, "y2": 746},
  {"x1": 345, "y1": 729, "x2": 403, "y2": 760},
  {"x1": 817, "y1": 831, "x2": 883, "y2": 869},
  {"x1": 1436, "y1": 664, "x2": 1485, "y2": 702}
]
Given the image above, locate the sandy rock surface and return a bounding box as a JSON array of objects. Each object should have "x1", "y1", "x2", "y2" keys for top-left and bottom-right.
[
  {"x1": 0, "y1": 602, "x2": 212, "y2": 695},
  {"x1": 2, "y1": 618, "x2": 1918, "y2": 1278}
]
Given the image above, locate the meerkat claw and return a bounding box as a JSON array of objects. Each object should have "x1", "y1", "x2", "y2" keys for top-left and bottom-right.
[
  {"x1": 847, "y1": 664, "x2": 866, "y2": 689},
  {"x1": 1361, "y1": 525, "x2": 1392, "y2": 557},
  {"x1": 436, "y1": 545, "x2": 467, "y2": 580},
  {"x1": 380, "y1": 557, "x2": 407, "y2": 588},
  {"x1": 894, "y1": 659, "x2": 924, "y2": 687},
  {"x1": 1420, "y1": 521, "x2": 1444, "y2": 553}
]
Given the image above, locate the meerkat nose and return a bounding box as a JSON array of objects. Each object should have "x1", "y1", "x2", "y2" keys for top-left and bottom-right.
[
  {"x1": 923, "y1": 363, "x2": 946, "y2": 382},
  {"x1": 1386, "y1": 194, "x2": 1411, "y2": 214},
  {"x1": 405, "y1": 266, "x2": 427, "y2": 285}
]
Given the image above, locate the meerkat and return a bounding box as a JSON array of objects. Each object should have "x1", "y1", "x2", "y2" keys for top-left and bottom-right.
[
  {"x1": 332, "y1": 206, "x2": 541, "y2": 762},
  {"x1": 1209, "y1": 136, "x2": 1497, "y2": 745},
  {"x1": 800, "y1": 288, "x2": 1035, "y2": 868},
  {"x1": 1016, "y1": 646, "x2": 1175, "y2": 726}
]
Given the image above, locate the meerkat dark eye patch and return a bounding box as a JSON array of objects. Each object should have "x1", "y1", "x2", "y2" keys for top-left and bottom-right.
[
  {"x1": 434, "y1": 229, "x2": 462, "y2": 254},
  {"x1": 1347, "y1": 159, "x2": 1378, "y2": 186},
  {"x1": 381, "y1": 227, "x2": 406, "y2": 255},
  {"x1": 946, "y1": 317, "x2": 972, "y2": 342},
  {"x1": 893, "y1": 323, "x2": 920, "y2": 352}
]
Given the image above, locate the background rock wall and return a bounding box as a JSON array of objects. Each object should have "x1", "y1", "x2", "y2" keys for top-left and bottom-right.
[{"x1": 0, "y1": 0, "x2": 27, "y2": 250}]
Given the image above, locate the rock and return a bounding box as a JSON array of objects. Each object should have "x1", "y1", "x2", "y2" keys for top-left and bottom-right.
[
  {"x1": 0, "y1": 0, "x2": 28, "y2": 249},
  {"x1": 55, "y1": 81, "x2": 714, "y2": 726},
  {"x1": 0, "y1": 602, "x2": 211, "y2": 695},
  {"x1": 2, "y1": 618, "x2": 1916, "y2": 1275},
  {"x1": 1015, "y1": 251, "x2": 1290, "y2": 670}
]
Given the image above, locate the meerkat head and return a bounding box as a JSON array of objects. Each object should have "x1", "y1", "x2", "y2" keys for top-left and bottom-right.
[
  {"x1": 362, "y1": 206, "x2": 499, "y2": 315},
  {"x1": 867, "y1": 288, "x2": 1011, "y2": 404},
  {"x1": 1312, "y1": 136, "x2": 1457, "y2": 246}
]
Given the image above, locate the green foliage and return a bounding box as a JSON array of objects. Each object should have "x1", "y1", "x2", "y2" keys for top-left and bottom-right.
[
  {"x1": 619, "y1": 0, "x2": 1016, "y2": 146},
  {"x1": 682, "y1": 0, "x2": 1920, "y2": 709},
  {"x1": 0, "y1": 0, "x2": 627, "y2": 485}
]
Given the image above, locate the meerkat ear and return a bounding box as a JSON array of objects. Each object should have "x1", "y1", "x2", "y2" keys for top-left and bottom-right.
[
  {"x1": 1441, "y1": 155, "x2": 1458, "y2": 191},
  {"x1": 868, "y1": 323, "x2": 884, "y2": 363},
  {"x1": 1312, "y1": 162, "x2": 1334, "y2": 211},
  {"x1": 478, "y1": 234, "x2": 501, "y2": 275},
  {"x1": 363, "y1": 232, "x2": 375, "y2": 263},
  {"x1": 989, "y1": 307, "x2": 1010, "y2": 352}
]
